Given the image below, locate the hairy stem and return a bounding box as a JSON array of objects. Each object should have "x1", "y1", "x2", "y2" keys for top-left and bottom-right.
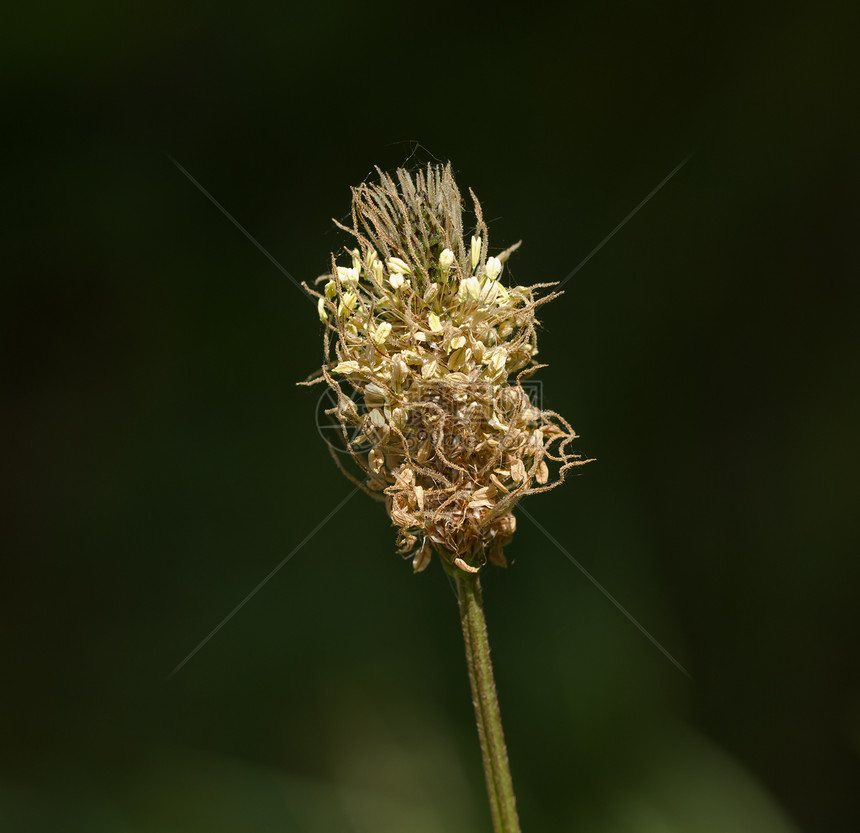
[{"x1": 455, "y1": 570, "x2": 522, "y2": 833}]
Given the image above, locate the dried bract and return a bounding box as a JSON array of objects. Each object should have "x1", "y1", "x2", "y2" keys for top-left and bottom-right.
[{"x1": 301, "y1": 164, "x2": 589, "y2": 573}]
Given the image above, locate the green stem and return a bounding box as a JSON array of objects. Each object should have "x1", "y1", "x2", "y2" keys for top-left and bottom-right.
[{"x1": 455, "y1": 570, "x2": 522, "y2": 833}]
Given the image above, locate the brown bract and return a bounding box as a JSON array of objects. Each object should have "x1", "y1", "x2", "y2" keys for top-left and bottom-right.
[{"x1": 300, "y1": 164, "x2": 590, "y2": 573}]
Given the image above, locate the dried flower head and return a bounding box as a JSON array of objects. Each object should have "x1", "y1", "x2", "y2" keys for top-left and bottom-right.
[{"x1": 301, "y1": 164, "x2": 589, "y2": 574}]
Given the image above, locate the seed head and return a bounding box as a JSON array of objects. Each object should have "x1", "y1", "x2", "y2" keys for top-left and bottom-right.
[{"x1": 301, "y1": 164, "x2": 589, "y2": 574}]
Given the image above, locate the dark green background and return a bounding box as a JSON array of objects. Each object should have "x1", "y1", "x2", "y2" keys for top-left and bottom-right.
[{"x1": 3, "y1": 2, "x2": 859, "y2": 831}]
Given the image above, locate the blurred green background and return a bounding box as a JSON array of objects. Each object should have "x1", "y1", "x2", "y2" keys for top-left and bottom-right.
[{"x1": 3, "y1": 2, "x2": 859, "y2": 831}]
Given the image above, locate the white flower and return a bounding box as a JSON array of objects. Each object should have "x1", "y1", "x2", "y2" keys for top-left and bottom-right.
[
  {"x1": 337, "y1": 290, "x2": 358, "y2": 315},
  {"x1": 439, "y1": 248, "x2": 455, "y2": 271},
  {"x1": 390, "y1": 354, "x2": 408, "y2": 389},
  {"x1": 471, "y1": 235, "x2": 482, "y2": 270},
  {"x1": 485, "y1": 256, "x2": 502, "y2": 281},
  {"x1": 317, "y1": 297, "x2": 328, "y2": 322},
  {"x1": 486, "y1": 348, "x2": 508, "y2": 380},
  {"x1": 337, "y1": 266, "x2": 359, "y2": 286},
  {"x1": 371, "y1": 321, "x2": 392, "y2": 344},
  {"x1": 428, "y1": 313, "x2": 443, "y2": 332},
  {"x1": 421, "y1": 358, "x2": 438, "y2": 379},
  {"x1": 387, "y1": 257, "x2": 411, "y2": 274},
  {"x1": 389, "y1": 273, "x2": 405, "y2": 290},
  {"x1": 364, "y1": 383, "x2": 386, "y2": 406},
  {"x1": 480, "y1": 280, "x2": 500, "y2": 304},
  {"x1": 458, "y1": 276, "x2": 481, "y2": 301}
]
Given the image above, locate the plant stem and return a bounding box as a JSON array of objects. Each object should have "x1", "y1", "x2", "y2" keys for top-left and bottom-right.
[{"x1": 455, "y1": 569, "x2": 522, "y2": 833}]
